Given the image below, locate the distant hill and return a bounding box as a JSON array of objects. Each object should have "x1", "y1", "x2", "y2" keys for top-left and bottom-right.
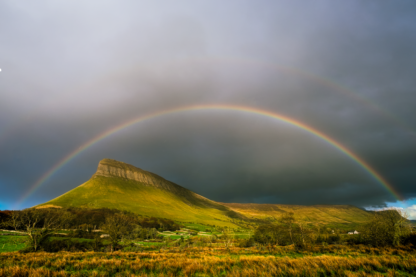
[
  {"x1": 37, "y1": 159, "x2": 372, "y2": 227},
  {"x1": 221, "y1": 203, "x2": 371, "y2": 224}
]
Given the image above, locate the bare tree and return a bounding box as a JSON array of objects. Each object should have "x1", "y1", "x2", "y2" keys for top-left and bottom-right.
[
  {"x1": 281, "y1": 212, "x2": 296, "y2": 245},
  {"x1": 253, "y1": 212, "x2": 316, "y2": 249},
  {"x1": 1, "y1": 211, "x2": 22, "y2": 231},
  {"x1": 102, "y1": 213, "x2": 133, "y2": 252},
  {"x1": 293, "y1": 221, "x2": 315, "y2": 249},
  {"x1": 18, "y1": 208, "x2": 71, "y2": 252},
  {"x1": 221, "y1": 227, "x2": 234, "y2": 249},
  {"x1": 9, "y1": 211, "x2": 22, "y2": 231}
]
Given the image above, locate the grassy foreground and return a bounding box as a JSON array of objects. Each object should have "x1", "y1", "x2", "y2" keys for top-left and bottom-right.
[{"x1": 1, "y1": 245, "x2": 416, "y2": 276}]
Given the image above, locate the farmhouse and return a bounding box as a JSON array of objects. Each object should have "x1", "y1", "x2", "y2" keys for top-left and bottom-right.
[{"x1": 348, "y1": 230, "x2": 359, "y2": 235}]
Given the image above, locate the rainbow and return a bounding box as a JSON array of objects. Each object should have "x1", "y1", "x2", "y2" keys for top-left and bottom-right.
[
  {"x1": 2, "y1": 57, "x2": 414, "y2": 149},
  {"x1": 166, "y1": 57, "x2": 416, "y2": 135},
  {"x1": 16, "y1": 104, "x2": 402, "y2": 208}
]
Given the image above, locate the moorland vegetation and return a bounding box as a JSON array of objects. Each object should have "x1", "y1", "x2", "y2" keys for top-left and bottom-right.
[{"x1": 0, "y1": 207, "x2": 415, "y2": 276}]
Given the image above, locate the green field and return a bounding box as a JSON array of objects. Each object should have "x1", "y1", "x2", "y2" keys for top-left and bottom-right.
[
  {"x1": 0, "y1": 236, "x2": 26, "y2": 253},
  {"x1": 182, "y1": 222, "x2": 215, "y2": 232}
]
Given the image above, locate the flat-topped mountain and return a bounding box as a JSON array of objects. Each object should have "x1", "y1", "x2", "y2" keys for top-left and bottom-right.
[
  {"x1": 94, "y1": 159, "x2": 218, "y2": 205},
  {"x1": 37, "y1": 159, "x2": 372, "y2": 227},
  {"x1": 38, "y1": 159, "x2": 242, "y2": 227}
]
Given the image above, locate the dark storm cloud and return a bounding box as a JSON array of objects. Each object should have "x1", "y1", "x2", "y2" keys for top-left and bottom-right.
[{"x1": 1, "y1": 1, "x2": 416, "y2": 210}]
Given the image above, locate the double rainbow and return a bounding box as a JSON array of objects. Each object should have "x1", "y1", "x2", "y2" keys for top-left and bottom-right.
[{"x1": 16, "y1": 104, "x2": 402, "y2": 208}]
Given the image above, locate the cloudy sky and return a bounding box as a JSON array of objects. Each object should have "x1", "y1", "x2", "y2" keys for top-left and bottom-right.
[{"x1": 1, "y1": 1, "x2": 415, "y2": 216}]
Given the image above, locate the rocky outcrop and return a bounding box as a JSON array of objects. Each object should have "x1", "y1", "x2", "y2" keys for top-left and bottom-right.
[
  {"x1": 94, "y1": 159, "x2": 179, "y2": 192},
  {"x1": 93, "y1": 159, "x2": 220, "y2": 208}
]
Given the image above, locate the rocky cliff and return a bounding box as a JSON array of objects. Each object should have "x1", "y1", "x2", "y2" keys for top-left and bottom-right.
[{"x1": 93, "y1": 159, "x2": 222, "y2": 208}]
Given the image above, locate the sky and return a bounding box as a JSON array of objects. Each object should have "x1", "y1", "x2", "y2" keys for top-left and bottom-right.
[{"x1": 1, "y1": 1, "x2": 416, "y2": 216}]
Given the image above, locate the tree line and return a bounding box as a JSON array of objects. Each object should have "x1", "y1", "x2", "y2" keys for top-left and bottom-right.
[
  {"x1": 0, "y1": 208, "x2": 180, "y2": 252},
  {"x1": 0, "y1": 208, "x2": 179, "y2": 232},
  {"x1": 251, "y1": 209, "x2": 415, "y2": 249},
  {"x1": 1, "y1": 207, "x2": 414, "y2": 253}
]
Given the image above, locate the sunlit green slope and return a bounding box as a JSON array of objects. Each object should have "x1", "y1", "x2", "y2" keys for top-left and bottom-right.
[
  {"x1": 221, "y1": 203, "x2": 372, "y2": 224},
  {"x1": 37, "y1": 159, "x2": 241, "y2": 228}
]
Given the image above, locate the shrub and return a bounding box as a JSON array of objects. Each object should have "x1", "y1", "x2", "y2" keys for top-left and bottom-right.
[
  {"x1": 402, "y1": 233, "x2": 416, "y2": 247},
  {"x1": 19, "y1": 238, "x2": 105, "y2": 253},
  {"x1": 239, "y1": 237, "x2": 255, "y2": 247},
  {"x1": 344, "y1": 234, "x2": 365, "y2": 245},
  {"x1": 69, "y1": 229, "x2": 98, "y2": 239}
]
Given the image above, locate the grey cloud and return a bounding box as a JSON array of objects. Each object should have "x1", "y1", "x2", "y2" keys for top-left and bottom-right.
[{"x1": 0, "y1": 1, "x2": 415, "y2": 209}]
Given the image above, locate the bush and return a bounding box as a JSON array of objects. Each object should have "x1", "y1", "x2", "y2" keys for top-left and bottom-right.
[
  {"x1": 402, "y1": 233, "x2": 416, "y2": 247},
  {"x1": 327, "y1": 234, "x2": 341, "y2": 244},
  {"x1": 344, "y1": 234, "x2": 365, "y2": 245},
  {"x1": 360, "y1": 210, "x2": 412, "y2": 247},
  {"x1": 68, "y1": 229, "x2": 98, "y2": 239},
  {"x1": 239, "y1": 237, "x2": 255, "y2": 247},
  {"x1": 20, "y1": 238, "x2": 105, "y2": 253}
]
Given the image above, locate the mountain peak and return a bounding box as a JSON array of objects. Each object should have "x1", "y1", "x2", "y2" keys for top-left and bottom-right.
[
  {"x1": 94, "y1": 158, "x2": 181, "y2": 193},
  {"x1": 93, "y1": 159, "x2": 229, "y2": 211}
]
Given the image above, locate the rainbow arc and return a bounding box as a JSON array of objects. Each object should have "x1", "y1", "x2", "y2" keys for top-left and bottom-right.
[{"x1": 16, "y1": 104, "x2": 402, "y2": 208}]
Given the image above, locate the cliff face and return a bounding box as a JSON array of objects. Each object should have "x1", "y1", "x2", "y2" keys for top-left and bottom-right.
[
  {"x1": 93, "y1": 159, "x2": 217, "y2": 205},
  {"x1": 94, "y1": 159, "x2": 177, "y2": 191}
]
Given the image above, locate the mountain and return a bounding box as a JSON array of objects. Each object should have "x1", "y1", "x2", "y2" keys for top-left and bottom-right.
[
  {"x1": 37, "y1": 159, "x2": 372, "y2": 227},
  {"x1": 37, "y1": 159, "x2": 242, "y2": 227}
]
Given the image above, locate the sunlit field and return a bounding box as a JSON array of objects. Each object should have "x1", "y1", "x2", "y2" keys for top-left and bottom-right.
[
  {"x1": 1, "y1": 245, "x2": 416, "y2": 277},
  {"x1": 1, "y1": 208, "x2": 415, "y2": 276}
]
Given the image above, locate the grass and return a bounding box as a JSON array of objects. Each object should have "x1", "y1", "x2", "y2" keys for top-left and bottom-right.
[
  {"x1": 183, "y1": 223, "x2": 214, "y2": 232},
  {"x1": 231, "y1": 233, "x2": 251, "y2": 239},
  {"x1": 51, "y1": 237, "x2": 95, "y2": 243},
  {"x1": 1, "y1": 227, "x2": 415, "y2": 276},
  {"x1": 0, "y1": 236, "x2": 26, "y2": 253},
  {"x1": 0, "y1": 245, "x2": 415, "y2": 276},
  {"x1": 165, "y1": 235, "x2": 190, "y2": 240},
  {"x1": 222, "y1": 203, "x2": 372, "y2": 228},
  {"x1": 0, "y1": 230, "x2": 26, "y2": 235}
]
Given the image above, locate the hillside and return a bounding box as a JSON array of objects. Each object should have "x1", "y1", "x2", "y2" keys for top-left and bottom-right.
[
  {"x1": 37, "y1": 159, "x2": 242, "y2": 228},
  {"x1": 221, "y1": 203, "x2": 371, "y2": 225},
  {"x1": 37, "y1": 159, "x2": 373, "y2": 228}
]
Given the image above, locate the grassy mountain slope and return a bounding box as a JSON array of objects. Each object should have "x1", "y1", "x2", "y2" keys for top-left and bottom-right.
[
  {"x1": 38, "y1": 159, "x2": 241, "y2": 228},
  {"x1": 37, "y1": 159, "x2": 373, "y2": 228},
  {"x1": 221, "y1": 203, "x2": 371, "y2": 224}
]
